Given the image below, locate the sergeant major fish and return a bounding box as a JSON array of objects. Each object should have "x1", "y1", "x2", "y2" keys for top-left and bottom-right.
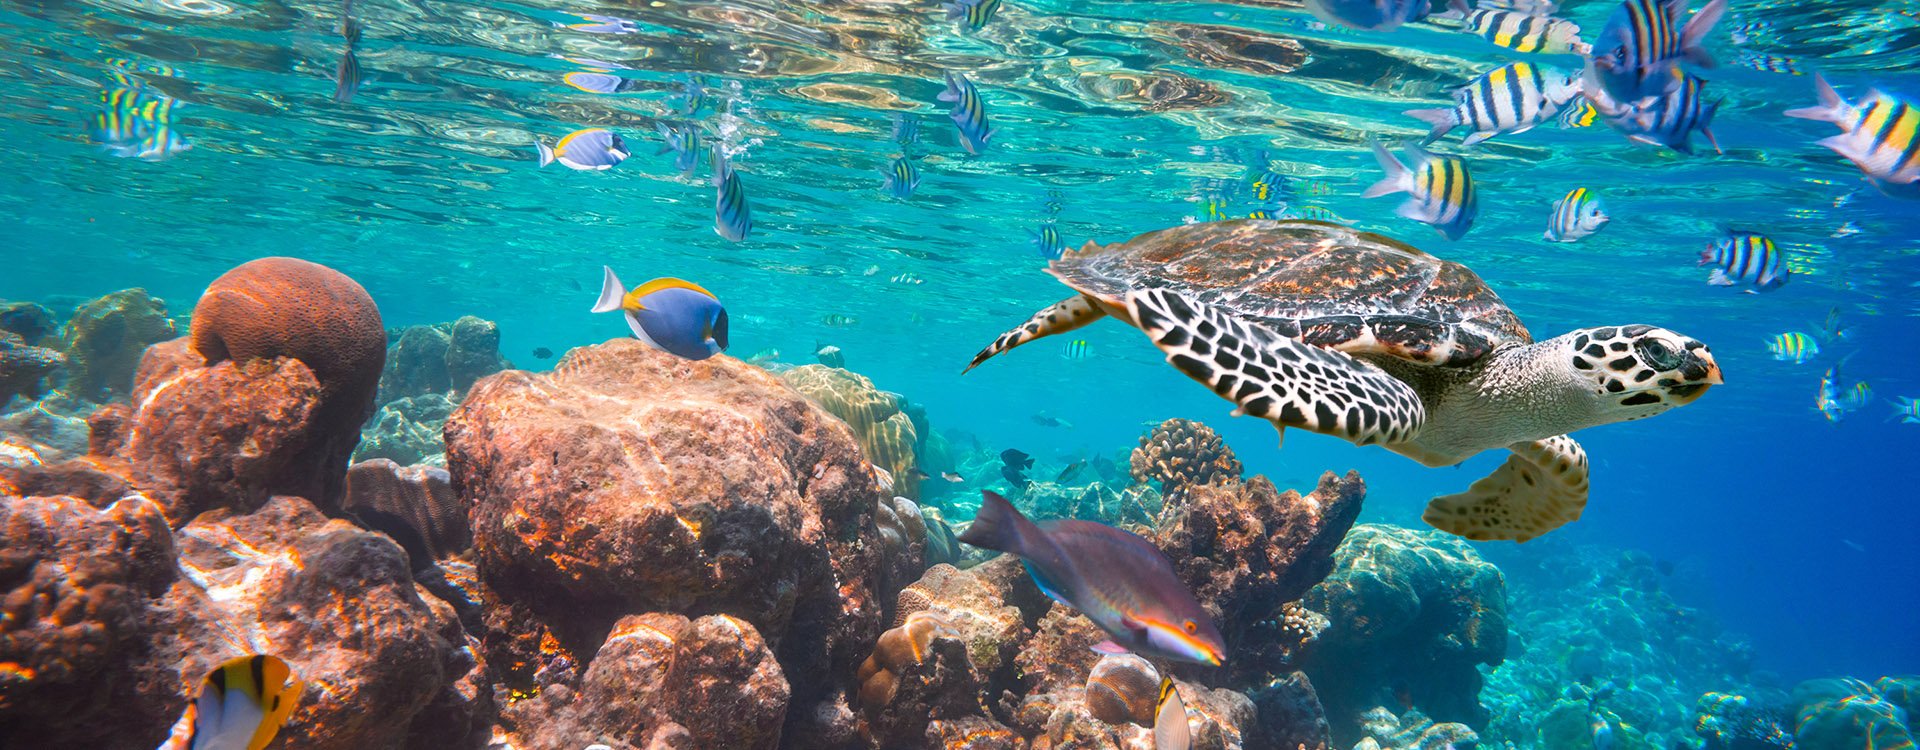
[
  {"x1": 1363, "y1": 140, "x2": 1478, "y2": 240},
  {"x1": 1603, "y1": 72, "x2": 1722, "y2": 154},
  {"x1": 1461, "y1": 9, "x2": 1588, "y2": 54},
  {"x1": 943, "y1": 0, "x2": 1001, "y2": 31},
  {"x1": 592, "y1": 266, "x2": 730, "y2": 360},
  {"x1": 656, "y1": 122, "x2": 702, "y2": 177},
  {"x1": 1700, "y1": 230, "x2": 1788, "y2": 292},
  {"x1": 1405, "y1": 62, "x2": 1582, "y2": 146},
  {"x1": 939, "y1": 72, "x2": 995, "y2": 155},
  {"x1": 1784, "y1": 74, "x2": 1920, "y2": 198},
  {"x1": 1585, "y1": 0, "x2": 1727, "y2": 105},
  {"x1": 882, "y1": 154, "x2": 920, "y2": 199},
  {"x1": 713, "y1": 144, "x2": 752, "y2": 241},
  {"x1": 958, "y1": 491, "x2": 1227, "y2": 665},
  {"x1": 1546, "y1": 187, "x2": 1609, "y2": 242},
  {"x1": 1766, "y1": 332, "x2": 1818, "y2": 363},
  {"x1": 157, "y1": 655, "x2": 303, "y2": 750}
]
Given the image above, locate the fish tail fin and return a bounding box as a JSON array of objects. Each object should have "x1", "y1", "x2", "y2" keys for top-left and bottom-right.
[
  {"x1": 937, "y1": 73, "x2": 961, "y2": 102},
  {"x1": 956, "y1": 490, "x2": 1039, "y2": 556},
  {"x1": 710, "y1": 143, "x2": 730, "y2": 186},
  {"x1": 592, "y1": 266, "x2": 627, "y2": 313},
  {"x1": 1680, "y1": 0, "x2": 1727, "y2": 67},
  {"x1": 1784, "y1": 74, "x2": 1850, "y2": 124},
  {"x1": 536, "y1": 141, "x2": 555, "y2": 167},
  {"x1": 1707, "y1": 269, "x2": 1734, "y2": 286},
  {"x1": 1361, "y1": 141, "x2": 1411, "y2": 199},
  {"x1": 1403, "y1": 108, "x2": 1456, "y2": 143}
]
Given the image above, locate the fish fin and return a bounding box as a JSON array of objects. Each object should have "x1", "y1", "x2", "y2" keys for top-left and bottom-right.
[
  {"x1": 1091, "y1": 641, "x2": 1131, "y2": 655},
  {"x1": 1461, "y1": 131, "x2": 1494, "y2": 147},
  {"x1": 1707, "y1": 269, "x2": 1735, "y2": 286},
  {"x1": 592, "y1": 266, "x2": 628, "y2": 313},
  {"x1": 1784, "y1": 74, "x2": 1850, "y2": 124},
  {"x1": 1403, "y1": 108, "x2": 1456, "y2": 143},
  {"x1": 963, "y1": 295, "x2": 1106, "y2": 373},
  {"x1": 1361, "y1": 141, "x2": 1411, "y2": 199},
  {"x1": 1154, "y1": 678, "x2": 1192, "y2": 750},
  {"x1": 941, "y1": 0, "x2": 966, "y2": 20},
  {"x1": 937, "y1": 73, "x2": 961, "y2": 102},
  {"x1": 709, "y1": 143, "x2": 730, "y2": 186},
  {"x1": 1126, "y1": 288, "x2": 1426, "y2": 447},
  {"x1": 956, "y1": 490, "x2": 1040, "y2": 556},
  {"x1": 1701, "y1": 124, "x2": 1723, "y2": 155},
  {"x1": 1423, "y1": 435, "x2": 1588, "y2": 543},
  {"x1": 1815, "y1": 133, "x2": 1865, "y2": 161},
  {"x1": 1679, "y1": 0, "x2": 1727, "y2": 67},
  {"x1": 536, "y1": 141, "x2": 555, "y2": 167}
]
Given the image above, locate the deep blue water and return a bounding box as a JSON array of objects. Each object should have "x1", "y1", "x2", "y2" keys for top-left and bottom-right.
[{"x1": 3, "y1": 0, "x2": 1917, "y2": 693}]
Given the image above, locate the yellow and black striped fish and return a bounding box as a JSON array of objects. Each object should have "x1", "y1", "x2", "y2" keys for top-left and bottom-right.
[
  {"x1": 712, "y1": 144, "x2": 752, "y2": 241},
  {"x1": 1405, "y1": 62, "x2": 1582, "y2": 146},
  {"x1": 1785, "y1": 74, "x2": 1920, "y2": 195},
  {"x1": 159, "y1": 655, "x2": 303, "y2": 750},
  {"x1": 942, "y1": 0, "x2": 1000, "y2": 30},
  {"x1": 1061, "y1": 339, "x2": 1091, "y2": 361},
  {"x1": 1586, "y1": 0, "x2": 1727, "y2": 104},
  {"x1": 1463, "y1": 9, "x2": 1588, "y2": 54},
  {"x1": 1557, "y1": 96, "x2": 1599, "y2": 127},
  {"x1": 1364, "y1": 141, "x2": 1477, "y2": 240}
]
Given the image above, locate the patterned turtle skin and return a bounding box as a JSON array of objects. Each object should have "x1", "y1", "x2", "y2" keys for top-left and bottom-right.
[{"x1": 1050, "y1": 219, "x2": 1530, "y2": 367}]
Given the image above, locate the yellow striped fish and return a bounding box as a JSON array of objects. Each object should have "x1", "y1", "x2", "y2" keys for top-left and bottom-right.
[
  {"x1": 1586, "y1": 0, "x2": 1727, "y2": 104},
  {"x1": 1062, "y1": 339, "x2": 1091, "y2": 361},
  {"x1": 1557, "y1": 96, "x2": 1600, "y2": 128},
  {"x1": 942, "y1": 0, "x2": 1000, "y2": 30},
  {"x1": 1405, "y1": 62, "x2": 1583, "y2": 146},
  {"x1": 1463, "y1": 9, "x2": 1588, "y2": 54},
  {"x1": 159, "y1": 655, "x2": 303, "y2": 750},
  {"x1": 1545, "y1": 187, "x2": 1609, "y2": 242},
  {"x1": 1363, "y1": 141, "x2": 1477, "y2": 240},
  {"x1": 1155, "y1": 677, "x2": 1191, "y2": 750},
  {"x1": 1765, "y1": 332, "x2": 1818, "y2": 364},
  {"x1": 1785, "y1": 74, "x2": 1920, "y2": 197}
]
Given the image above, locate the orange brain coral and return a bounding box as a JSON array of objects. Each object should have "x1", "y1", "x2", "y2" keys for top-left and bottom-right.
[{"x1": 191, "y1": 257, "x2": 386, "y2": 411}]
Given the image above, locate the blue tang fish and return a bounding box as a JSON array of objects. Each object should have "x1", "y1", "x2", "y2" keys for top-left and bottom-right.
[
  {"x1": 712, "y1": 144, "x2": 752, "y2": 241},
  {"x1": 157, "y1": 655, "x2": 303, "y2": 750},
  {"x1": 592, "y1": 266, "x2": 729, "y2": 361},
  {"x1": 536, "y1": 128, "x2": 629, "y2": 171},
  {"x1": 958, "y1": 491, "x2": 1226, "y2": 665},
  {"x1": 1585, "y1": 0, "x2": 1726, "y2": 105},
  {"x1": 938, "y1": 72, "x2": 995, "y2": 155}
]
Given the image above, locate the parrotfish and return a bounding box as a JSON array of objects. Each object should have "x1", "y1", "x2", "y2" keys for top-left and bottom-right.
[
  {"x1": 938, "y1": 72, "x2": 995, "y2": 155},
  {"x1": 1363, "y1": 140, "x2": 1478, "y2": 240},
  {"x1": 882, "y1": 154, "x2": 920, "y2": 199},
  {"x1": 592, "y1": 266, "x2": 730, "y2": 361},
  {"x1": 536, "y1": 128, "x2": 629, "y2": 171},
  {"x1": 713, "y1": 144, "x2": 752, "y2": 241},
  {"x1": 1585, "y1": 0, "x2": 1727, "y2": 105},
  {"x1": 958, "y1": 491, "x2": 1227, "y2": 665},
  {"x1": 1546, "y1": 187, "x2": 1609, "y2": 242},
  {"x1": 157, "y1": 655, "x2": 303, "y2": 750}
]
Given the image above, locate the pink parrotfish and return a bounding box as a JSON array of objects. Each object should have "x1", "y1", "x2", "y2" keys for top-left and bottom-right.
[{"x1": 958, "y1": 491, "x2": 1225, "y2": 665}]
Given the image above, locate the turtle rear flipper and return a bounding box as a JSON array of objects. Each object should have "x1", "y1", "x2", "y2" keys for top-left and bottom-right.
[
  {"x1": 962, "y1": 295, "x2": 1105, "y2": 373},
  {"x1": 1125, "y1": 287, "x2": 1425, "y2": 447},
  {"x1": 1423, "y1": 435, "x2": 1589, "y2": 542}
]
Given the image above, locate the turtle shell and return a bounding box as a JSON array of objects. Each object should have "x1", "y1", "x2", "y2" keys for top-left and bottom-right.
[{"x1": 1051, "y1": 219, "x2": 1529, "y2": 366}]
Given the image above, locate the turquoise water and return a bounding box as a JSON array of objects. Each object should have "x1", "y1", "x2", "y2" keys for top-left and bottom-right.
[{"x1": 4, "y1": 0, "x2": 1917, "y2": 704}]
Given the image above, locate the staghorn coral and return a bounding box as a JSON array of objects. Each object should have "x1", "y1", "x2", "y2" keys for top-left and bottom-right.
[
  {"x1": 0, "y1": 331, "x2": 65, "y2": 409},
  {"x1": 342, "y1": 458, "x2": 468, "y2": 570},
  {"x1": 58, "y1": 288, "x2": 176, "y2": 402},
  {"x1": 1349, "y1": 706, "x2": 1478, "y2": 750},
  {"x1": 1129, "y1": 418, "x2": 1242, "y2": 501},
  {"x1": 190, "y1": 257, "x2": 386, "y2": 507},
  {"x1": 781, "y1": 364, "x2": 921, "y2": 500},
  {"x1": 1303, "y1": 524, "x2": 1506, "y2": 745}
]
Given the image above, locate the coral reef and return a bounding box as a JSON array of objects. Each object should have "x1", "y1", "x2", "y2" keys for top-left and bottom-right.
[
  {"x1": 354, "y1": 392, "x2": 458, "y2": 466},
  {"x1": 875, "y1": 495, "x2": 930, "y2": 610},
  {"x1": 1792, "y1": 677, "x2": 1918, "y2": 750},
  {"x1": 342, "y1": 458, "x2": 468, "y2": 570},
  {"x1": 376, "y1": 316, "x2": 512, "y2": 403},
  {"x1": 860, "y1": 561, "x2": 1030, "y2": 745},
  {"x1": 0, "y1": 331, "x2": 64, "y2": 409},
  {"x1": 0, "y1": 300, "x2": 57, "y2": 345},
  {"x1": 1130, "y1": 418, "x2": 1242, "y2": 500},
  {"x1": 1349, "y1": 706, "x2": 1478, "y2": 750},
  {"x1": 1302, "y1": 524, "x2": 1507, "y2": 745},
  {"x1": 445, "y1": 339, "x2": 887, "y2": 737},
  {"x1": 1250, "y1": 670, "x2": 1333, "y2": 750},
  {"x1": 190, "y1": 256, "x2": 387, "y2": 506},
  {"x1": 58, "y1": 288, "x2": 176, "y2": 402},
  {"x1": 781, "y1": 364, "x2": 921, "y2": 499},
  {"x1": 1482, "y1": 546, "x2": 1762, "y2": 750},
  {"x1": 1690, "y1": 692, "x2": 1793, "y2": 750},
  {"x1": 1018, "y1": 480, "x2": 1162, "y2": 527}
]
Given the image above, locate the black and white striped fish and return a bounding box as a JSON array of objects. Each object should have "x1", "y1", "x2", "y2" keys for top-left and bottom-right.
[
  {"x1": 1606, "y1": 72, "x2": 1721, "y2": 154},
  {"x1": 1545, "y1": 187, "x2": 1609, "y2": 242},
  {"x1": 1586, "y1": 0, "x2": 1726, "y2": 104},
  {"x1": 1363, "y1": 141, "x2": 1478, "y2": 241},
  {"x1": 938, "y1": 72, "x2": 994, "y2": 155},
  {"x1": 882, "y1": 154, "x2": 920, "y2": 199},
  {"x1": 1405, "y1": 62, "x2": 1582, "y2": 146},
  {"x1": 1785, "y1": 74, "x2": 1920, "y2": 198},
  {"x1": 1462, "y1": 9, "x2": 1588, "y2": 54},
  {"x1": 332, "y1": 8, "x2": 362, "y2": 104},
  {"x1": 1700, "y1": 230, "x2": 1788, "y2": 292},
  {"x1": 712, "y1": 144, "x2": 752, "y2": 242}
]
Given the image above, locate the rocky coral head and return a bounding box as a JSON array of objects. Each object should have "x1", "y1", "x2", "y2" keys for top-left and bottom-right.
[
  {"x1": 0, "y1": 331, "x2": 66, "y2": 408},
  {"x1": 342, "y1": 457, "x2": 468, "y2": 569}
]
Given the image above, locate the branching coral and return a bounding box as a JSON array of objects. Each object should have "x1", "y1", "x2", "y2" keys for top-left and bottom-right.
[{"x1": 1129, "y1": 417, "x2": 1242, "y2": 500}]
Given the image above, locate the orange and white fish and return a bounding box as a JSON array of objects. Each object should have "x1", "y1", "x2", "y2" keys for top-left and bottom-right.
[{"x1": 158, "y1": 655, "x2": 303, "y2": 750}]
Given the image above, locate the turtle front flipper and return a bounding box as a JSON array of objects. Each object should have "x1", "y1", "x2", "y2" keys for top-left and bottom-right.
[
  {"x1": 1125, "y1": 288, "x2": 1425, "y2": 446},
  {"x1": 962, "y1": 295, "x2": 1105, "y2": 373},
  {"x1": 1422, "y1": 435, "x2": 1589, "y2": 543}
]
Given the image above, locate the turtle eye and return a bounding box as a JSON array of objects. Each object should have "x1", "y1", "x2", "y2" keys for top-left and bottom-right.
[
  {"x1": 1182, "y1": 620, "x2": 1199, "y2": 635},
  {"x1": 1636, "y1": 339, "x2": 1681, "y2": 370}
]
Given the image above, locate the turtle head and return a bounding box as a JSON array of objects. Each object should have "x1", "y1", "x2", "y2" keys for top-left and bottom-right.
[{"x1": 1564, "y1": 325, "x2": 1722, "y2": 420}]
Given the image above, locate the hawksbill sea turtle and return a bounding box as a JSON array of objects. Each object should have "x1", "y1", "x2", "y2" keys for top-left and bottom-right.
[{"x1": 963, "y1": 219, "x2": 1723, "y2": 542}]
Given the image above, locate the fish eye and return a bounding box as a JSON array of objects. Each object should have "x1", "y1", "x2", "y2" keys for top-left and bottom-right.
[
  {"x1": 1636, "y1": 339, "x2": 1681, "y2": 370},
  {"x1": 1182, "y1": 620, "x2": 1198, "y2": 634}
]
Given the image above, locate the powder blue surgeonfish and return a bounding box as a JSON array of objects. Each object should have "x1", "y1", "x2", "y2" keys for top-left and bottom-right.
[
  {"x1": 537, "y1": 128, "x2": 629, "y2": 171},
  {"x1": 958, "y1": 491, "x2": 1226, "y2": 666},
  {"x1": 592, "y1": 266, "x2": 729, "y2": 360},
  {"x1": 1306, "y1": 0, "x2": 1436, "y2": 31}
]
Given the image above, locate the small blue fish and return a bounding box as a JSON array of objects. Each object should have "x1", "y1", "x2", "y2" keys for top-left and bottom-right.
[
  {"x1": 1766, "y1": 332, "x2": 1818, "y2": 363},
  {"x1": 1700, "y1": 231, "x2": 1788, "y2": 292},
  {"x1": 822, "y1": 313, "x2": 858, "y2": 327},
  {"x1": 712, "y1": 144, "x2": 752, "y2": 242},
  {"x1": 891, "y1": 112, "x2": 920, "y2": 146},
  {"x1": 1546, "y1": 187, "x2": 1608, "y2": 242},
  {"x1": 555, "y1": 12, "x2": 640, "y2": 34},
  {"x1": 1363, "y1": 140, "x2": 1478, "y2": 240},
  {"x1": 591, "y1": 266, "x2": 729, "y2": 361},
  {"x1": 1031, "y1": 222, "x2": 1068, "y2": 259},
  {"x1": 1890, "y1": 396, "x2": 1920, "y2": 424},
  {"x1": 938, "y1": 72, "x2": 995, "y2": 155},
  {"x1": 1305, "y1": 0, "x2": 1435, "y2": 31},
  {"x1": 562, "y1": 72, "x2": 643, "y2": 94},
  {"x1": 656, "y1": 121, "x2": 702, "y2": 176},
  {"x1": 536, "y1": 128, "x2": 629, "y2": 171},
  {"x1": 958, "y1": 491, "x2": 1226, "y2": 666},
  {"x1": 1062, "y1": 339, "x2": 1091, "y2": 361},
  {"x1": 1585, "y1": 0, "x2": 1727, "y2": 104},
  {"x1": 942, "y1": 0, "x2": 1001, "y2": 31},
  {"x1": 882, "y1": 154, "x2": 920, "y2": 199},
  {"x1": 1817, "y1": 306, "x2": 1853, "y2": 342}
]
